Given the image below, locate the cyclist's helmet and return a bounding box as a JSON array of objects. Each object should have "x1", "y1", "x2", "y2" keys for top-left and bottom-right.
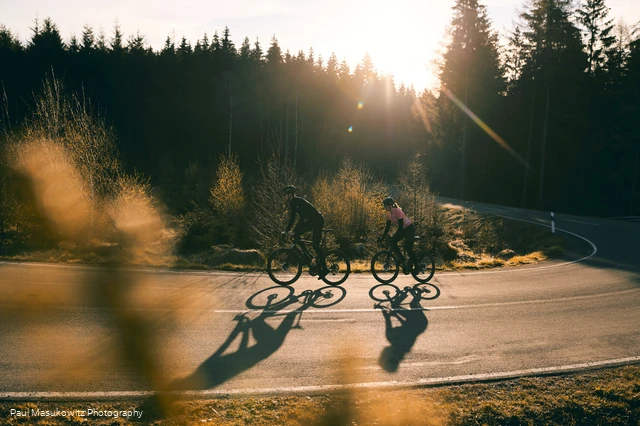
[
  {"x1": 282, "y1": 185, "x2": 297, "y2": 195},
  {"x1": 383, "y1": 196, "x2": 395, "y2": 207}
]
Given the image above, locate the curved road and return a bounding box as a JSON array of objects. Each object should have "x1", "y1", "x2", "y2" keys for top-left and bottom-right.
[{"x1": 1, "y1": 199, "x2": 639, "y2": 399}]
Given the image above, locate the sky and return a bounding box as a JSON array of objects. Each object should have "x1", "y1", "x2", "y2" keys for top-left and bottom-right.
[{"x1": 1, "y1": 0, "x2": 639, "y2": 92}]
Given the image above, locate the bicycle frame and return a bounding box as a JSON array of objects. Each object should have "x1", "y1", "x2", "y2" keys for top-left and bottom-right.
[
  {"x1": 379, "y1": 237, "x2": 410, "y2": 267},
  {"x1": 284, "y1": 229, "x2": 331, "y2": 268}
]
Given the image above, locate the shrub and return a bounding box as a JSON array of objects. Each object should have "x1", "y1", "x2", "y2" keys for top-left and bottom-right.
[
  {"x1": 2, "y1": 76, "x2": 171, "y2": 259},
  {"x1": 312, "y1": 157, "x2": 387, "y2": 257},
  {"x1": 209, "y1": 153, "x2": 247, "y2": 246},
  {"x1": 395, "y1": 155, "x2": 448, "y2": 255},
  {"x1": 250, "y1": 152, "x2": 303, "y2": 254}
]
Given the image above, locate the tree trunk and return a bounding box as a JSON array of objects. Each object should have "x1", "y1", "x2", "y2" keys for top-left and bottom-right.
[
  {"x1": 538, "y1": 85, "x2": 550, "y2": 210},
  {"x1": 460, "y1": 74, "x2": 469, "y2": 200},
  {"x1": 522, "y1": 89, "x2": 536, "y2": 208},
  {"x1": 294, "y1": 91, "x2": 298, "y2": 170},
  {"x1": 228, "y1": 95, "x2": 233, "y2": 155},
  {"x1": 630, "y1": 149, "x2": 639, "y2": 216}
]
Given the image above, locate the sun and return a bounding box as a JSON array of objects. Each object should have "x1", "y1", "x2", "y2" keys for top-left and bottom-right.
[{"x1": 334, "y1": 1, "x2": 443, "y2": 92}]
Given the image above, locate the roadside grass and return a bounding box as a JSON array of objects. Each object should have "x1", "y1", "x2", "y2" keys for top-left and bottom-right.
[
  {"x1": 2, "y1": 365, "x2": 639, "y2": 425},
  {"x1": 0, "y1": 207, "x2": 569, "y2": 273}
]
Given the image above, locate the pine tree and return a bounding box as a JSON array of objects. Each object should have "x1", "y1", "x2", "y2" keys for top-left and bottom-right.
[
  {"x1": 161, "y1": 35, "x2": 175, "y2": 57},
  {"x1": 80, "y1": 24, "x2": 95, "y2": 53},
  {"x1": 68, "y1": 35, "x2": 80, "y2": 55},
  {"x1": 438, "y1": 0, "x2": 504, "y2": 200},
  {"x1": 239, "y1": 37, "x2": 251, "y2": 60},
  {"x1": 28, "y1": 17, "x2": 65, "y2": 55},
  {"x1": 127, "y1": 32, "x2": 146, "y2": 55},
  {"x1": 221, "y1": 26, "x2": 236, "y2": 68},
  {"x1": 178, "y1": 36, "x2": 192, "y2": 60},
  {"x1": 578, "y1": 0, "x2": 616, "y2": 77},
  {"x1": 326, "y1": 52, "x2": 338, "y2": 78},
  {"x1": 505, "y1": 26, "x2": 528, "y2": 91},
  {"x1": 266, "y1": 35, "x2": 282, "y2": 65},
  {"x1": 518, "y1": 0, "x2": 588, "y2": 210},
  {"x1": 109, "y1": 22, "x2": 125, "y2": 55},
  {"x1": 0, "y1": 25, "x2": 21, "y2": 51},
  {"x1": 250, "y1": 38, "x2": 263, "y2": 62}
]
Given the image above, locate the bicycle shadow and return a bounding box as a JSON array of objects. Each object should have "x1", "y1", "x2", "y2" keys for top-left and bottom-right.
[
  {"x1": 169, "y1": 285, "x2": 347, "y2": 391},
  {"x1": 371, "y1": 286, "x2": 429, "y2": 373}
]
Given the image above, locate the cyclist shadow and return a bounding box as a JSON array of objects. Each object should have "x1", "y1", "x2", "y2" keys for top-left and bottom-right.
[
  {"x1": 170, "y1": 286, "x2": 346, "y2": 391},
  {"x1": 373, "y1": 287, "x2": 429, "y2": 373}
]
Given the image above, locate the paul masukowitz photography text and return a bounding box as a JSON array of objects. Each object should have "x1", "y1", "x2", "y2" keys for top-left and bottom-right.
[{"x1": 9, "y1": 407, "x2": 144, "y2": 419}]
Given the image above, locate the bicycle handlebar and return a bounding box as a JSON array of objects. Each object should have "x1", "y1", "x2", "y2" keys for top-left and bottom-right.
[{"x1": 377, "y1": 235, "x2": 390, "y2": 248}]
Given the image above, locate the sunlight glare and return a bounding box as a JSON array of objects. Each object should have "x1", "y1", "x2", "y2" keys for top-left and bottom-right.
[
  {"x1": 441, "y1": 86, "x2": 531, "y2": 170},
  {"x1": 335, "y1": 1, "x2": 444, "y2": 92}
]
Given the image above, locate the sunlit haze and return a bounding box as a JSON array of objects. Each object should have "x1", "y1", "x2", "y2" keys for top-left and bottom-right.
[{"x1": 1, "y1": 0, "x2": 639, "y2": 92}]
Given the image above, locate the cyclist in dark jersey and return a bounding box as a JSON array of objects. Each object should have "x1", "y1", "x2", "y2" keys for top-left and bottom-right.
[{"x1": 282, "y1": 185, "x2": 328, "y2": 279}]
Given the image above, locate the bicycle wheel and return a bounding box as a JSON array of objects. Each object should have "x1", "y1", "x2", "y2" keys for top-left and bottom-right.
[
  {"x1": 413, "y1": 283, "x2": 440, "y2": 300},
  {"x1": 321, "y1": 249, "x2": 351, "y2": 286},
  {"x1": 267, "y1": 249, "x2": 302, "y2": 285},
  {"x1": 310, "y1": 286, "x2": 347, "y2": 308},
  {"x1": 246, "y1": 286, "x2": 295, "y2": 310},
  {"x1": 412, "y1": 251, "x2": 435, "y2": 283},
  {"x1": 371, "y1": 251, "x2": 399, "y2": 284},
  {"x1": 369, "y1": 283, "x2": 401, "y2": 302}
]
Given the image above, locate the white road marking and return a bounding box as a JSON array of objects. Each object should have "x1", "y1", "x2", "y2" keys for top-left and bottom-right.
[
  {"x1": 210, "y1": 288, "x2": 640, "y2": 315},
  {"x1": 359, "y1": 355, "x2": 482, "y2": 370},
  {"x1": 3, "y1": 356, "x2": 640, "y2": 400}
]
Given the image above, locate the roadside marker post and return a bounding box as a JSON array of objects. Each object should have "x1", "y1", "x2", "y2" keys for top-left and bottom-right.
[{"x1": 551, "y1": 212, "x2": 555, "y2": 234}]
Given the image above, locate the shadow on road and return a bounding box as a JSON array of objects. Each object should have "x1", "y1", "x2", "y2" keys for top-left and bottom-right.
[
  {"x1": 169, "y1": 285, "x2": 347, "y2": 391},
  {"x1": 169, "y1": 308, "x2": 305, "y2": 391},
  {"x1": 370, "y1": 285, "x2": 430, "y2": 373}
]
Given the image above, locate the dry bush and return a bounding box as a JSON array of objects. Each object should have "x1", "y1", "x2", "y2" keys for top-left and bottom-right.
[
  {"x1": 2, "y1": 76, "x2": 173, "y2": 259},
  {"x1": 460, "y1": 211, "x2": 506, "y2": 254},
  {"x1": 250, "y1": 152, "x2": 303, "y2": 254},
  {"x1": 312, "y1": 157, "x2": 387, "y2": 257},
  {"x1": 175, "y1": 154, "x2": 248, "y2": 252},
  {"x1": 1, "y1": 77, "x2": 122, "y2": 248},
  {"x1": 396, "y1": 154, "x2": 436, "y2": 225},
  {"x1": 24, "y1": 77, "x2": 120, "y2": 204},
  {"x1": 107, "y1": 172, "x2": 172, "y2": 262},
  {"x1": 210, "y1": 153, "x2": 247, "y2": 246},
  {"x1": 396, "y1": 155, "x2": 450, "y2": 256}
]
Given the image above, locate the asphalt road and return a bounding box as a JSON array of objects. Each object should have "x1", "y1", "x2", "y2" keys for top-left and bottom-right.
[{"x1": 1, "y1": 199, "x2": 639, "y2": 399}]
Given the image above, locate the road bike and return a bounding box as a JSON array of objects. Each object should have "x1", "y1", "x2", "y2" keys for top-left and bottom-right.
[
  {"x1": 267, "y1": 229, "x2": 350, "y2": 286},
  {"x1": 370, "y1": 235, "x2": 435, "y2": 284}
]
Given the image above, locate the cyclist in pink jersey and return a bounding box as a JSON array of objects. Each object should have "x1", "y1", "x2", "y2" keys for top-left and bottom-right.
[{"x1": 377, "y1": 197, "x2": 417, "y2": 274}]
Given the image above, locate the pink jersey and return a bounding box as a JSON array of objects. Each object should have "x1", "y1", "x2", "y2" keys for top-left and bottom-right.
[{"x1": 386, "y1": 207, "x2": 412, "y2": 227}]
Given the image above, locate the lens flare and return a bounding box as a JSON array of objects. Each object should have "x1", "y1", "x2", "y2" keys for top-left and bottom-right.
[
  {"x1": 358, "y1": 102, "x2": 364, "y2": 109},
  {"x1": 348, "y1": 126, "x2": 353, "y2": 132},
  {"x1": 441, "y1": 86, "x2": 532, "y2": 171}
]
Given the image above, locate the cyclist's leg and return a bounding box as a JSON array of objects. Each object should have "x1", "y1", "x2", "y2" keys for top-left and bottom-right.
[
  {"x1": 293, "y1": 219, "x2": 314, "y2": 242},
  {"x1": 403, "y1": 224, "x2": 417, "y2": 269},
  {"x1": 390, "y1": 230, "x2": 406, "y2": 265},
  {"x1": 293, "y1": 220, "x2": 313, "y2": 261}
]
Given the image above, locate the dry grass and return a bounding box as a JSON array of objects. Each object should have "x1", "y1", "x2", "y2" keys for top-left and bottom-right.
[{"x1": 2, "y1": 365, "x2": 639, "y2": 425}]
